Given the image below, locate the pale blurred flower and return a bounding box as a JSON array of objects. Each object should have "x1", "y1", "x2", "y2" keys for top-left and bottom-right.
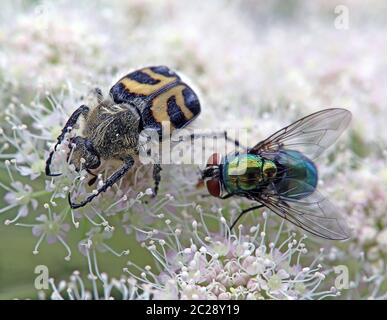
[
  {"x1": 15, "y1": 206, "x2": 71, "y2": 260},
  {"x1": 376, "y1": 230, "x2": 387, "y2": 254},
  {"x1": 2, "y1": 179, "x2": 39, "y2": 224}
]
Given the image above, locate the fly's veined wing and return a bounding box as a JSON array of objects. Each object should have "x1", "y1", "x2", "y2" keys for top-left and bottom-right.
[
  {"x1": 249, "y1": 108, "x2": 352, "y2": 160},
  {"x1": 255, "y1": 180, "x2": 351, "y2": 240}
]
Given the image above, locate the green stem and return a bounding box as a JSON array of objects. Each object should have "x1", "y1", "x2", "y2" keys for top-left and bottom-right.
[{"x1": 31, "y1": 190, "x2": 51, "y2": 198}]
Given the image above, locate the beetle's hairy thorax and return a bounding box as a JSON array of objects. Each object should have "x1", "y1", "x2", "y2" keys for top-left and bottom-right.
[{"x1": 82, "y1": 101, "x2": 141, "y2": 160}]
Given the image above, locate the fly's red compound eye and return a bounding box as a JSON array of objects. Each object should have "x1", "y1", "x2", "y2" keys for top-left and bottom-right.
[
  {"x1": 205, "y1": 153, "x2": 222, "y2": 197},
  {"x1": 206, "y1": 178, "x2": 221, "y2": 197},
  {"x1": 206, "y1": 153, "x2": 221, "y2": 166}
]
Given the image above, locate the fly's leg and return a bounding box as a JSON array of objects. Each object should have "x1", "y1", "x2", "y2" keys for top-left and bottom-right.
[
  {"x1": 220, "y1": 193, "x2": 234, "y2": 200},
  {"x1": 200, "y1": 192, "x2": 233, "y2": 199},
  {"x1": 68, "y1": 156, "x2": 134, "y2": 209},
  {"x1": 152, "y1": 164, "x2": 162, "y2": 197},
  {"x1": 230, "y1": 204, "x2": 264, "y2": 230},
  {"x1": 45, "y1": 105, "x2": 89, "y2": 176}
]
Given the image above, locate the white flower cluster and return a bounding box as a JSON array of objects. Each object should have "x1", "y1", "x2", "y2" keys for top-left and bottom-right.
[
  {"x1": 46, "y1": 271, "x2": 150, "y2": 300},
  {"x1": 123, "y1": 210, "x2": 340, "y2": 300}
]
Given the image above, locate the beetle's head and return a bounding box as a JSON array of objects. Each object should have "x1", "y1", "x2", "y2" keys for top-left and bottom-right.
[
  {"x1": 68, "y1": 136, "x2": 101, "y2": 171},
  {"x1": 201, "y1": 153, "x2": 223, "y2": 197}
]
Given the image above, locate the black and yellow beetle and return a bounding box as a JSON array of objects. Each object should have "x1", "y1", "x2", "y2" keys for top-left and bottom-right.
[{"x1": 45, "y1": 66, "x2": 201, "y2": 209}]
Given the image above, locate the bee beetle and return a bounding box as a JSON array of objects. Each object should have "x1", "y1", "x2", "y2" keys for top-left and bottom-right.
[{"x1": 46, "y1": 66, "x2": 201, "y2": 209}]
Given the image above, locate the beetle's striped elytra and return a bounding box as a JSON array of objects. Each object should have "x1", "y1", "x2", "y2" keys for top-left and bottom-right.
[
  {"x1": 118, "y1": 67, "x2": 179, "y2": 97},
  {"x1": 150, "y1": 84, "x2": 196, "y2": 129},
  {"x1": 110, "y1": 66, "x2": 201, "y2": 135}
]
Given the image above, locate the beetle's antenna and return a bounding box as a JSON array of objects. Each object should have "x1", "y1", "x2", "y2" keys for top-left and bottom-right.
[{"x1": 45, "y1": 104, "x2": 90, "y2": 177}]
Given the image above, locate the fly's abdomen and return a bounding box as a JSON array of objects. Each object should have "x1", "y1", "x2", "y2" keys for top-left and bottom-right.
[
  {"x1": 222, "y1": 154, "x2": 266, "y2": 194},
  {"x1": 274, "y1": 150, "x2": 318, "y2": 199}
]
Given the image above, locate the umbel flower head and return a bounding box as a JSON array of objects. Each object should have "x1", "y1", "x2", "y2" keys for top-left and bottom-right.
[
  {"x1": 47, "y1": 207, "x2": 342, "y2": 300},
  {"x1": 123, "y1": 209, "x2": 341, "y2": 300}
]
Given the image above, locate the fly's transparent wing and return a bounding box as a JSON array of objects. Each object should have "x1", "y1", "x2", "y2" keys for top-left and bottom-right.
[
  {"x1": 249, "y1": 108, "x2": 352, "y2": 160},
  {"x1": 254, "y1": 180, "x2": 351, "y2": 240}
]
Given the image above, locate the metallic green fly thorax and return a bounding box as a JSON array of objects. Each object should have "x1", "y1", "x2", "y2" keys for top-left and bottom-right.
[
  {"x1": 221, "y1": 150, "x2": 318, "y2": 198},
  {"x1": 222, "y1": 154, "x2": 277, "y2": 193}
]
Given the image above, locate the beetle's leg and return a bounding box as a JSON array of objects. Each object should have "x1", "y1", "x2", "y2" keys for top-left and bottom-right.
[
  {"x1": 86, "y1": 169, "x2": 98, "y2": 186},
  {"x1": 229, "y1": 204, "x2": 264, "y2": 230},
  {"x1": 152, "y1": 164, "x2": 162, "y2": 197},
  {"x1": 94, "y1": 88, "x2": 103, "y2": 103},
  {"x1": 45, "y1": 105, "x2": 89, "y2": 176},
  {"x1": 68, "y1": 156, "x2": 134, "y2": 209},
  {"x1": 222, "y1": 131, "x2": 244, "y2": 150},
  {"x1": 189, "y1": 131, "x2": 247, "y2": 151}
]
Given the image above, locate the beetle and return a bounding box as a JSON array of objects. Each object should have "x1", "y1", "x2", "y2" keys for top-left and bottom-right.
[{"x1": 46, "y1": 66, "x2": 201, "y2": 209}]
